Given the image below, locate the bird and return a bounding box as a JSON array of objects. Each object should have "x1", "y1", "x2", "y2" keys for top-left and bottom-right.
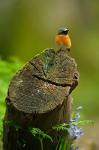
[{"x1": 55, "y1": 27, "x2": 71, "y2": 51}]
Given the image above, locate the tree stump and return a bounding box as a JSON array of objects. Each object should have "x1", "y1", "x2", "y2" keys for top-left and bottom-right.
[{"x1": 3, "y1": 49, "x2": 79, "y2": 150}]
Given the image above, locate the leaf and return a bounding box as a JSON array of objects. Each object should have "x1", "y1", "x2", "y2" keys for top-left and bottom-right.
[
  {"x1": 77, "y1": 120, "x2": 95, "y2": 126},
  {"x1": 52, "y1": 123, "x2": 69, "y2": 132},
  {"x1": 30, "y1": 128, "x2": 53, "y2": 142}
]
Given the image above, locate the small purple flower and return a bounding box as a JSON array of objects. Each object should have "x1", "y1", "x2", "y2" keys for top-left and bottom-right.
[
  {"x1": 70, "y1": 106, "x2": 82, "y2": 122},
  {"x1": 76, "y1": 106, "x2": 83, "y2": 111},
  {"x1": 75, "y1": 146, "x2": 79, "y2": 150},
  {"x1": 71, "y1": 113, "x2": 80, "y2": 122},
  {"x1": 70, "y1": 145, "x2": 73, "y2": 150},
  {"x1": 69, "y1": 106, "x2": 84, "y2": 149},
  {"x1": 68, "y1": 125, "x2": 84, "y2": 140}
]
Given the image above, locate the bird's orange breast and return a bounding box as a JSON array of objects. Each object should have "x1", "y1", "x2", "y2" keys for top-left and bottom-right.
[{"x1": 55, "y1": 35, "x2": 71, "y2": 48}]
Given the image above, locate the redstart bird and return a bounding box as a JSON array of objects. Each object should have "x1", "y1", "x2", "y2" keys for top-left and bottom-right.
[{"x1": 55, "y1": 28, "x2": 71, "y2": 51}]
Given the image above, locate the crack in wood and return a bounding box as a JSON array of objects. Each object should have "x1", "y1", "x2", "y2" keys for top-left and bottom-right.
[
  {"x1": 29, "y1": 61, "x2": 42, "y2": 74},
  {"x1": 33, "y1": 74, "x2": 72, "y2": 87}
]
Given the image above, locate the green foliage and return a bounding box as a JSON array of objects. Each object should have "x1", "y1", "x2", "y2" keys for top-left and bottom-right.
[
  {"x1": 73, "y1": 120, "x2": 95, "y2": 126},
  {"x1": 52, "y1": 123, "x2": 72, "y2": 150},
  {"x1": 30, "y1": 127, "x2": 53, "y2": 142},
  {"x1": 0, "y1": 58, "x2": 23, "y2": 102},
  {"x1": 30, "y1": 127, "x2": 53, "y2": 150},
  {"x1": 0, "y1": 58, "x2": 23, "y2": 138},
  {"x1": 52, "y1": 123, "x2": 69, "y2": 132},
  {"x1": 52, "y1": 107, "x2": 94, "y2": 150},
  {"x1": 57, "y1": 138, "x2": 70, "y2": 150}
]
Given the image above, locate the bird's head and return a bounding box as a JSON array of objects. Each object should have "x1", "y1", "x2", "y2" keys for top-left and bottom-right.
[{"x1": 57, "y1": 28, "x2": 69, "y2": 35}]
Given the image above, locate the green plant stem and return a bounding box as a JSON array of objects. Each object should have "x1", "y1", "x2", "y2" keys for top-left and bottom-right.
[
  {"x1": 40, "y1": 139, "x2": 44, "y2": 150},
  {"x1": 55, "y1": 137, "x2": 61, "y2": 150},
  {"x1": 58, "y1": 137, "x2": 71, "y2": 150},
  {"x1": 65, "y1": 140, "x2": 71, "y2": 150}
]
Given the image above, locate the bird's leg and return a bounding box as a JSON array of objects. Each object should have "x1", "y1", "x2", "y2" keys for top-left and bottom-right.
[{"x1": 67, "y1": 48, "x2": 70, "y2": 52}]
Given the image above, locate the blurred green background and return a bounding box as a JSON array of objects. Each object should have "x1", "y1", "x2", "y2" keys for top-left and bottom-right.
[{"x1": 0, "y1": 0, "x2": 99, "y2": 149}]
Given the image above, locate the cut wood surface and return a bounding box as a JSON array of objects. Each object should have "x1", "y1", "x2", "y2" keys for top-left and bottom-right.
[{"x1": 3, "y1": 49, "x2": 79, "y2": 150}]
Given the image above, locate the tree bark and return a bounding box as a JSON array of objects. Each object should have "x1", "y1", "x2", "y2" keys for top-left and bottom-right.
[{"x1": 3, "y1": 49, "x2": 79, "y2": 150}]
